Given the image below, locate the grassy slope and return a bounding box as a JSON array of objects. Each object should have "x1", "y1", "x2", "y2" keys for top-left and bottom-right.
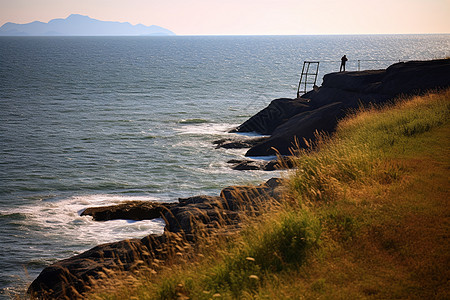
[
  {"x1": 88, "y1": 89, "x2": 450, "y2": 299},
  {"x1": 283, "y1": 89, "x2": 450, "y2": 299}
]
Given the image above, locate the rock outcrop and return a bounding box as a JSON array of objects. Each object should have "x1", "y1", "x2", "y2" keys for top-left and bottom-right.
[
  {"x1": 227, "y1": 157, "x2": 295, "y2": 171},
  {"x1": 28, "y1": 234, "x2": 170, "y2": 299},
  {"x1": 214, "y1": 136, "x2": 269, "y2": 149},
  {"x1": 81, "y1": 201, "x2": 175, "y2": 221},
  {"x1": 230, "y1": 98, "x2": 312, "y2": 135},
  {"x1": 246, "y1": 102, "x2": 346, "y2": 156},
  {"x1": 235, "y1": 59, "x2": 450, "y2": 156}
]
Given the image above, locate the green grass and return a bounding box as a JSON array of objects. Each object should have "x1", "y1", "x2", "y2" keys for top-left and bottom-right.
[{"x1": 86, "y1": 89, "x2": 450, "y2": 299}]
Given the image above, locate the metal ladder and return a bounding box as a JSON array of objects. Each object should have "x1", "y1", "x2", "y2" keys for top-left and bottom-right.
[{"x1": 297, "y1": 61, "x2": 320, "y2": 98}]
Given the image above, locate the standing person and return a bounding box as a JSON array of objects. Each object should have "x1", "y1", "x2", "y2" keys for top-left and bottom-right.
[{"x1": 340, "y1": 55, "x2": 348, "y2": 72}]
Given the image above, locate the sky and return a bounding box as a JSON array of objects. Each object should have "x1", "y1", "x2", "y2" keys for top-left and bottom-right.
[{"x1": 1, "y1": 0, "x2": 449, "y2": 35}]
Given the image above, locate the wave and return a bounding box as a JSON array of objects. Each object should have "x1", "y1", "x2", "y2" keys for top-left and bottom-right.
[
  {"x1": 178, "y1": 118, "x2": 209, "y2": 124},
  {"x1": 0, "y1": 194, "x2": 166, "y2": 251},
  {"x1": 175, "y1": 122, "x2": 236, "y2": 135}
]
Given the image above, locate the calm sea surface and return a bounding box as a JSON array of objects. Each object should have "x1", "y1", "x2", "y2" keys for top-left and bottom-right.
[{"x1": 0, "y1": 35, "x2": 449, "y2": 296}]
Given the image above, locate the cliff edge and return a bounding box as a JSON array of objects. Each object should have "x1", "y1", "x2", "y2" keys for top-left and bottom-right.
[{"x1": 233, "y1": 59, "x2": 450, "y2": 156}]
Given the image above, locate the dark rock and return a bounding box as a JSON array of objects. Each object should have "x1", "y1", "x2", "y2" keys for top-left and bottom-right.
[
  {"x1": 261, "y1": 160, "x2": 280, "y2": 171},
  {"x1": 228, "y1": 159, "x2": 269, "y2": 171},
  {"x1": 230, "y1": 98, "x2": 312, "y2": 134},
  {"x1": 380, "y1": 59, "x2": 450, "y2": 96},
  {"x1": 163, "y1": 195, "x2": 240, "y2": 238},
  {"x1": 232, "y1": 161, "x2": 263, "y2": 170},
  {"x1": 214, "y1": 136, "x2": 268, "y2": 149},
  {"x1": 81, "y1": 201, "x2": 176, "y2": 221},
  {"x1": 319, "y1": 60, "x2": 450, "y2": 97},
  {"x1": 228, "y1": 157, "x2": 295, "y2": 171},
  {"x1": 220, "y1": 178, "x2": 285, "y2": 211},
  {"x1": 302, "y1": 86, "x2": 391, "y2": 109},
  {"x1": 163, "y1": 178, "x2": 285, "y2": 237},
  {"x1": 246, "y1": 102, "x2": 345, "y2": 156},
  {"x1": 28, "y1": 235, "x2": 167, "y2": 299},
  {"x1": 320, "y1": 69, "x2": 386, "y2": 93},
  {"x1": 263, "y1": 157, "x2": 296, "y2": 171},
  {"x1": 177, "y1": 195, "x2": 222, "y2": 206}
]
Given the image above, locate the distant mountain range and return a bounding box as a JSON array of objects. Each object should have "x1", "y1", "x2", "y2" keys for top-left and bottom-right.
[{"x1": 0, "y1": 14, "x2": 175, "y2": 36}]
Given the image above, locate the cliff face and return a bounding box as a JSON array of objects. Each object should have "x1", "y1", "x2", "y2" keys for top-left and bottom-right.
[{"x1": 237, "y1": 59, "x2": 450, "y2": 156}]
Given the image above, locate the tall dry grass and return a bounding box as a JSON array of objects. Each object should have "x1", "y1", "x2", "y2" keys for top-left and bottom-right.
[
  {"x1": 51, "y1": 89, "x2": 450, "y2": 299},
  {"x1": 288, "y1": 89, "x2": 450, "y2": 206}
]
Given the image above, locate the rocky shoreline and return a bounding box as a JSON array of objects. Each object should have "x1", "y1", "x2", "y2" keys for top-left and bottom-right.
[
  {"x1": 28, "y1": 178, "x2": 286, "y2": 298},
  {"x1": 28, "y1": 59, "x2": 450, "y2": 298}
]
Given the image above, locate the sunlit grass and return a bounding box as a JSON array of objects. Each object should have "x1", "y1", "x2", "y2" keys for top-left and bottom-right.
[
  {"x1": 83, "y1": 89, "x2": 449, "y2": 299},
  {"x1": 288, "y1": 89, "x2": 450, "y2": 205}
]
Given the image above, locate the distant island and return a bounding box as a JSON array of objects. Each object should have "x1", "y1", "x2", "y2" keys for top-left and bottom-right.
[{"x1": 0, "y1": 14, "x2": 175, "y2": 36}]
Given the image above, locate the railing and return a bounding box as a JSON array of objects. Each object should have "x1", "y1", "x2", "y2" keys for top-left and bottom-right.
[
  {"x1": 355, "y1": 59, "x2": 403, "y2": 71},
  {"x1": 314, "y1": 59, "x2": 404, "y2": 71}
]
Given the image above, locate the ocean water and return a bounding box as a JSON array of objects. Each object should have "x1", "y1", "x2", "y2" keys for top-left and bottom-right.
[{"x1": 0, "y1": 34, "x2": 449, "y2": 296}]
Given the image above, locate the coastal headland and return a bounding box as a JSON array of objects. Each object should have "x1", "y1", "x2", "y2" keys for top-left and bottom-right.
[{"x1": 28, "y1": 59, "x2": 450, "y2": 299}]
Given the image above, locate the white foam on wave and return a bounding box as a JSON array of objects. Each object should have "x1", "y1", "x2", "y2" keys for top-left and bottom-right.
[
  {"x1": 175, "y1": 122, "x2": 236, "y2": 135},
  {"x1": 235, "y1": 131, "x2": 269, "y2": 137},
  {"x1": 2, "y1": 194, "x2": 166, "y2": 252}
]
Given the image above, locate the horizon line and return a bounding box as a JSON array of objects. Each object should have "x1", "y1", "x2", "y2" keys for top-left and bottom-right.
[{"x1": 1, "y1": 33, "x2": 449, "y2": 37}]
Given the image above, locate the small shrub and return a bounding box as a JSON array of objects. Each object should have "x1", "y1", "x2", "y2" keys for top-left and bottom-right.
[
  {"x1": 201, "y1": 210, "x2": 321, "y2": 298},
  {"x1": 249, "y1": 211, "x2": 321, "y2": 272},
  {"x1": 157, "y1": 277, "x2": 179, "y2": 300}
]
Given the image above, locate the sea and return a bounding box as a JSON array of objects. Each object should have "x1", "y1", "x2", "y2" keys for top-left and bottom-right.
[{"x1": 0, "y1": 34, "x2": 449, "y2": 297}]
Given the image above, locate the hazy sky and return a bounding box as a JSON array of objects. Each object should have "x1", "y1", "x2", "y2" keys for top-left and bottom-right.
[{"x1": 1, "y1": 0, "x2": 449, "y2": 35}]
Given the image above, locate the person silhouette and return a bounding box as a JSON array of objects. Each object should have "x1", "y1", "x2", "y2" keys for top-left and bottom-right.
[{"x1": 340, "y1": 55, "x2": 348, "y2": 72}]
